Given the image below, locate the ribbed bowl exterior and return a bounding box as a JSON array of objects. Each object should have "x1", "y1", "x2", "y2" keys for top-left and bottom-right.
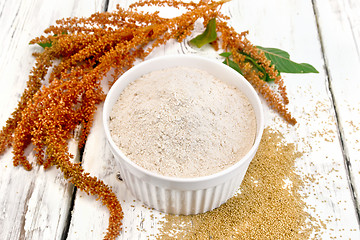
[
  {"x1": 123, "y1": 166, "x2": 247, "y2": 215},
  {"x1": 103, "y1": 55, "x2": 264, "y2": 215},
  {"x1": 110, "y1": 143, "x2": 253, "y2": 215}
]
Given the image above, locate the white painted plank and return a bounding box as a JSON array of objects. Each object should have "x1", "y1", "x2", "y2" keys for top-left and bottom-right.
[
  {"x1": 314, "y1": 0, "x2": 360, "y2": 211},
  {"x1": 68, "y1": 0, "x2": 360, "y2": 239},
  {"x1": 229, "y1": 0, "x2": 360, "y2": 238},
  {"x1": 67, "y1": 103, "x2": 165, "y2": 239},
  {"x1": 0, "y1": 0, "x2": 105, "y2": 239},
  {"x1": 67, "y1": 1, "x2": 197, "y2": 238}
]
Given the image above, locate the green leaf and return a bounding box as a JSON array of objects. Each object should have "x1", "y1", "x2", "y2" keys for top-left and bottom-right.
[
  {"x1": 190, "y1": 18, "x2": 217, "y2": 48},
  {"x1": 32, "y1": 32, "x2": 68, "y2": 49},
  {"x1": 221, "y1": 52, "x2": 273, "y2": 81},
  {"x1": 37, "y1": 41, "x2": 53, "y2": 49},
  {"x1": 257, "y1": 46, "x2": 318, "y2": 73},
  {"x1": 219, "y1": 52, "x2": 231, "y2": 58},
  {"x1": 220, "y1": 52, "x2": 243, "y2": 75}
]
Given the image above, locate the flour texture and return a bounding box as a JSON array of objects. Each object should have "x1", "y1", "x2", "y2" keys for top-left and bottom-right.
[{"x1": 109, "y1": 66, "x2": 256, "y2": 178}]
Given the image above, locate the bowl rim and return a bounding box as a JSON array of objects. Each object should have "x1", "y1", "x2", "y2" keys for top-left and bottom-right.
[{"x1": 103, "y1": 54, "x2": 264, "y2": 184}]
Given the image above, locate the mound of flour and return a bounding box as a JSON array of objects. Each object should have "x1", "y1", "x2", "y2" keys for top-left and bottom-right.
[{"x1": 109, "y1": 66, "x2": 256, "y2": 178}]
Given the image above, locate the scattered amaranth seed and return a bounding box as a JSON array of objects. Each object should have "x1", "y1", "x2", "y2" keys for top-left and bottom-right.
[{"x1": 155, "y1": 127, "x2": 323, "y2": 239}]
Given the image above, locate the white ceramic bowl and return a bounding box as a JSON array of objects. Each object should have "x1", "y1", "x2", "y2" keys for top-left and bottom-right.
[{"x1": 103, "y1": 55, "x2": 264, "y2": 215}]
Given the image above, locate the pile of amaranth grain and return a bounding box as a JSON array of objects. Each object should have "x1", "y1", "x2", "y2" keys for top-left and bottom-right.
[{"x1": 155, "y1": 127, "x2": 323, "y2": 239}]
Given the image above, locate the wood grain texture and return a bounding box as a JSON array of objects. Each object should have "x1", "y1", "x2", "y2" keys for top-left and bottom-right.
[
  {"x1": 67, "y1": 103, "x2": 165, "y2": 239},
  {"x1": 67, "y1": 1, "x2": 207, "y2": 239},
  {"x1": 68, "y1": 0, "x2": 360, "y2": 239},
  {"x1": 231, "y1": 0, "x2": 360, "y2": 237},
  {"x1": 1, "y1": 0, "x2": 360, "y2": 239},
  {"x1": 0, "y1": 0, "x2": 105, "y2": 239},
  {"x1": 314, "y1": 0, "x2": 360, "y2": 213}
]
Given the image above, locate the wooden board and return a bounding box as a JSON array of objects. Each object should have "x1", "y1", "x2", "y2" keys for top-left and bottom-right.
[
  {"x1": 1, "y1": 0, "x2": 360, "y2": 239},
  {"x1": 0, "y1": 0, "x2": 105, "y2": 239},
  {"x1": 67, "y1": 0, "x2": 360, "y2": 239},
  {"x1": 227, "y1": 0, "x2": 360, "y2": 237},
  {"x1": 314, "y1": 0, "x2": 360, "y2": 212}
]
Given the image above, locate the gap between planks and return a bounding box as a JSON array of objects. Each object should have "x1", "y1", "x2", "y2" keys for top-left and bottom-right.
[
  {"x1": 311, "y1": 0, "x2": 360, "y2": 227},
  {"x1": 60, "y1": 187, "x2": 78, "y2": 240},
  {"x1": 55, "y1": 0, "x2": 360, "y2": 238},
  {"x1": 59, "y1": 1, "x2": 111, "y2": 239}
]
